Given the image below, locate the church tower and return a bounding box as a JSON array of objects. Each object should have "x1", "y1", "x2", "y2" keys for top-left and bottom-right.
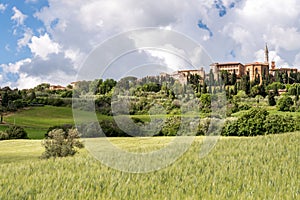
[{"x1": 265, "y1": 43, "x2": 269, "y2": 64}]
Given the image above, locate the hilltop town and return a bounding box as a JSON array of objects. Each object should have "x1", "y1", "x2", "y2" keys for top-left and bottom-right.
[{"x1": 164, "y1": 44, "x2": 298, "y2": 85}]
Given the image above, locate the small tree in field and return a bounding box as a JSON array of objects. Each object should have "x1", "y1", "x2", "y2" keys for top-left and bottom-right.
[{"x1": 41, "y1": 128, "x2": 84, "y2": 159}]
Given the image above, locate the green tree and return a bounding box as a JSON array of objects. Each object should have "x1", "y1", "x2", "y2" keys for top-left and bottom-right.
[
  {"x1": 202, "y1": 82, "x2": 208, "y2": 94},
  {"x1": 237, "y1": 108, "x2": 269, "y2": 136},
  {"x1": 231, "y1": 69, "x2": 237, "y2": 85},
  {"x1": 277, "y1": 96, "x2": 294, "y2": 111},
  {"x1": 200, "y1": 93, "x2": 211, "y2": 113},
  {"x1": 268, "y1": 92, "x2": 276, "y2": 106},
  {"x1": 29, "y1": 91, "x2": 36, "y2": 101},
  {"x1": 5, "y1": 126, "x2": 28, "y2": 139},
  {"x1": 2, "y1": 92, "x2": 9, "y2": 107},
  {"x1": 240, "y1": 74, "x2": 250, "y2": 95}
]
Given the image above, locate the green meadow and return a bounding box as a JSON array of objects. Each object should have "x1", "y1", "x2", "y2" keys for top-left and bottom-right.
[
  {"x1": 1, "y1": 106, "x2": 112, "y2": 139},
  {"x1": 0, "y1": 133, "x2": 299, "y2": 199}
]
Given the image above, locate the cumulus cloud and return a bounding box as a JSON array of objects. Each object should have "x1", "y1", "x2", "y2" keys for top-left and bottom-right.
[
  {"x1": 0, "y1": 59, "x2": 31, "y2": 88},
  {"x1": 28, "y1": 33, "x2": 61, "y2": 60},
  {"x1": 20, "y1": 53, "x2": 75, "y2": 76},
  {"x1": 4, "y1": 0, "x2": 300, "y2": 88},
  {"x1": 267, "y1": 26, "x2": 300, "y2": 51},
  {"x1": 16, "y1": 73, "x2": 43, "y2": 89},
  {"x1": 11, "y1": 7, "x2": 27, "y2": 26},
  {"x1": 1, "y1": 58, "x2": 32, "y2": 74}
]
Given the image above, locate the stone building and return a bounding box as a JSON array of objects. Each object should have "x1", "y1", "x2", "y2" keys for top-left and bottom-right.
[
  {"x1": 163, "y1": 44, "x2": 298, "y2": 85},
  {"x1": 245, "y1": 62, "x2": 269, "y2": 84},
  {"x1": 269, "y1": 61, "x2": 298, "y2": 76},
  {"x1": 210, "y1": 44, "x2": 271, "y2": 84},
  {"x1": 210, "y1": 62, "x2": 245, "y2": 78},
  {"x1": 169, "y1": 68, "x2": 205, "y2": 84}
]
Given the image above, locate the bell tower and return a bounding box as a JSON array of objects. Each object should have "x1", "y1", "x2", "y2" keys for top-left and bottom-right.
[{"x1": 265, "y1": 43, "x2": 269, "y2": 64}]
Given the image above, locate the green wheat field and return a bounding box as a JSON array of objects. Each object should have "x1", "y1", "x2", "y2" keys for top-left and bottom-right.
[{"x1": 0, "y1": 133, "x2": 299, "y2": 199}]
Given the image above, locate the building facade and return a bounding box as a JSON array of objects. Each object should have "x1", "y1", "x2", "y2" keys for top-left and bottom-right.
[
  {"x1": 163, "y1": 44, "x2": 298, "y2": 85},
  {"x1": 169, "y1": 68, "x2": 205, "y2": 84}
]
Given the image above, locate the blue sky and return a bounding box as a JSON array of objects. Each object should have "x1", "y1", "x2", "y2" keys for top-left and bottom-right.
[
  {"x1": 0, "y1": 0, "x2": 48, "y2": 63},
  {"x1": 1, "y1": 0, "x2": 300, "y2": 89}
]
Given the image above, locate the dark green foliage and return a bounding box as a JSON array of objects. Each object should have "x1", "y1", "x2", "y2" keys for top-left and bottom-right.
[
  {"x1": 159, "y1": 116, "x2": 180, "y2": 136},
  {"x1": 200, "y1": 93, "x2": 211, "y2": 113},
  {"x1": 141, "y1": 82, "x2": 161, "y2": 93},
  {"x1": 231, "y1": 70, "x2": 237, "y2": 85},
  {"x1": 238, "y1": 103, "x2": 251, "y2": 111},
  {"x1": 268, "y1": 92, "x2": 276, "y2": 106},
  {"x1": 237, "y1": 108, "x2": 268, "y2": 136},
  {"x1": 240, "y1": 74, "x2": 250, "y2": 95},
  {"x1": 41, "y1": 129, "x2": 84, "y2": 159},
  {"x1": 267, "y1": 82, "x2": 285, "y2": 95},
  {"x1": 1, "y1": 92, "x2": 9, "y2": 107},
  {"x1": 222, "y1": 108, "x2": 268, "y2": 136},
  {"x1": 277, "y1": 96, "x2": 294, "y2": 111},
  {"x1": 29, "y1": 91, "x2": 36, "y2": 101},
  {"x1": 221, "y1": 70, "x2": 230, "y2": 85},
  {"x1": 221, "y1": 120, "x2": 238, "y2": 136},
  {"x1": 5, "y1": 126, "x2": 28, "y2": 139},
  {"x1": 61, "y1": 90, "x2": 73, "y2": 98},
  {"x1": 264, "y1": 115, "x2": 295, "y2": 134}
]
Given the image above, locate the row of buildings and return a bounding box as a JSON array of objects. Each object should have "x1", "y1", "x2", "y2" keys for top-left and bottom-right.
[{"x1": 166, "y1": 44, "x2": 298, "y2": 85}]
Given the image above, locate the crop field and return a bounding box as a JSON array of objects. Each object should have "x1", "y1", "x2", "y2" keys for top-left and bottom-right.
[{"x1": 0, "y1": 133, "x2": 299, "y2": 199}]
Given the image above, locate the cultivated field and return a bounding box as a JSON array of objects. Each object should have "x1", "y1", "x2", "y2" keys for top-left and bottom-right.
[{"x1": 0, "y1": 133, "x2": 299, "y2": 199}]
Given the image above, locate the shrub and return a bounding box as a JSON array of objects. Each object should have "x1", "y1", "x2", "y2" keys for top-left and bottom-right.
[
  {"x1": 264, "y1": 114, "x2": 295, "y2": 134},
  {"x1": 5, "y1": 126, "x2": 28, "y2": 139},
  {"x1": 221, "y1": 120, "x2": 238, "y2": 136},
  {"x1": 159, "y1": 116, "x2": 181, "y2": 136},
  {"x1": 268, "y1": 93, "x2": 276, "y2": 106},
  {"x1": 238, "y1": 103, "x2": 251, "y2": 111},
  {"x1": 41, "y1": 129, "x2": 84, "y2": 159},
  {"x1": 277, "y1": 96, "x2": 294, "y2": 111},
  {"x1": 237, "y1": 108, "x2": 268, "y2": 136},
  {"x1": 46, "y1": 124, "x2": 73, "y2": 137}
]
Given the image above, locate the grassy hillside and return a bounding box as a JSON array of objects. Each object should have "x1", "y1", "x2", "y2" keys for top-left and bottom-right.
[
  {"x1": 0, "y1": 133, "x2": 298, "y2": 199},
  {"x1": 1, "y1": 106, "x2": 111, "y2": 139}
]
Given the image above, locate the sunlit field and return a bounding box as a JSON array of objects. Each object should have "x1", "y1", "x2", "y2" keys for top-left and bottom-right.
[{"x1": 0, "y1": 133, "x2": 299, "y2": 199}]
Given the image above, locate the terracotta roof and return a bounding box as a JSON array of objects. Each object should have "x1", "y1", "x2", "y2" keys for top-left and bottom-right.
[
  {"x1": 177, "y1": 69, "x2": 204, "y2": 72},
  {"x1": 244, "y1": 62, "x2": 269, "y2": 66},
  {"x1": 211, "y1": 62, "x2": 243, "y2": 66}
]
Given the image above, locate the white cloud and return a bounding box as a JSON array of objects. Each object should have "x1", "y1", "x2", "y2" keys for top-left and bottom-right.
[
  {"x1": 17, "y1": 28, "x2": 33, "y2": 49},
  {"x1": 267, "y1": 26, "x2": 300, "y2": 51},
  {"x1": 16, "y1": 73, "x2": 43, "y2": 89},
  {"x1": 1, "y1": 58, "x2": 31, "y2": 74},
  {"x1": 0, "y1": 4, "x2": 7, "y2": 13},
  {"x1": 254, "y1": 49, "x2": 289, "y2": 67},
  {"x1": 4, "y1": 0, "x2": 300, "y2": 88},
  {"x1": 16, "y1": 71, "x2": 74, "y2": 90},
  {"x1": 294, "y1": 53, "x2": 300, "y2": 67},
  {"x1": 28, "y1": 33, "x2": 61, "y2": 60},
  {"x1": 11, "y1": 7, "x2": 27, "y2": 26}
]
